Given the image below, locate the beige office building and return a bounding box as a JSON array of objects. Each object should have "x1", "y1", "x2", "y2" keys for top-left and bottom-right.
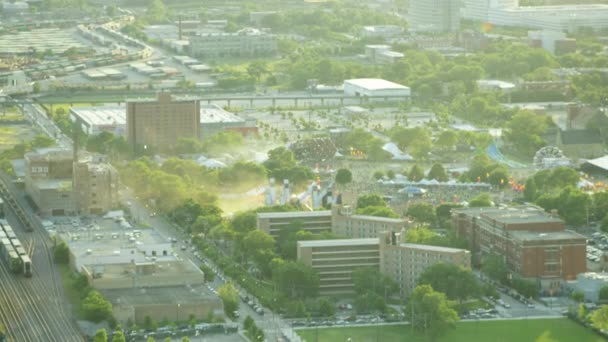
[
  {"x1": 73, "y1": 156, "x2": 119, "y2": 215},
  {"x1": 257, "y1": 210, "x2": 332, "y2": 238},
  {"x1": 297, "y1": 238, "x2": 380, "y2": 295},
  {"x1": 126, "y1": 92, "x2": 200, "y2": 153},
  {"x1": 379, "y1": 231, "x2": 471, "y2": 296}
]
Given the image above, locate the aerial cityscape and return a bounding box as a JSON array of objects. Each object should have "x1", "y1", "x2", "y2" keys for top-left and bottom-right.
[{"x1": 1, "y1": 0, "x2": 608, "y2": 341}]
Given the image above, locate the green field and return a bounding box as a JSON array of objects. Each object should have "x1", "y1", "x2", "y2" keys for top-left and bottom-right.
[{"x1": 297, "y1": 319, "x2": 603, "y2": 342}]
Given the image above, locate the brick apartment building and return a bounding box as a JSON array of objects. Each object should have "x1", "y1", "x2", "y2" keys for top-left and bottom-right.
[
  {"x1": 126, "y1": 92, "x2": 200, "y2": 153},
  {"x1": 452, "y1": 206, "x2": 586, "y2": 287}
]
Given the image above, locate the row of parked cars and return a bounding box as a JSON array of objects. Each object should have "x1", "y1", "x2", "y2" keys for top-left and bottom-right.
[
  {"x1": 240, "y1": 293, "x2": 264, "y2": 316},
  {"x1": 290, "y1": 315, "x2": 389, "y2": 328},
  {"x1": 124, "y1": 323, "x2": 238, "y2": 342},
  {"x1": 462, "y1": 308, "x2": 500, "y2": 320}
]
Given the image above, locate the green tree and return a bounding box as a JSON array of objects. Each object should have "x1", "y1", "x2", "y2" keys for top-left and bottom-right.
[
  {"x1": 571, "y1": 291, "x2": 585, "y2": 303},
  {"x1": 356, "y1": 205, "x2": 399, "y2": 218},
  {"x1": 435, "y1": 131, "x2": 458, "y2": 152},
  {"x1": 247, "y1": 61, "x2": 268, "y2": 84},
  {"x1": 111, "y1": 329, "x2": 126, "y2": 342},
  {"x1": 406, "y1": 202, "x2": 437, "y2": 224},
  {"x1": 482, "y1": 254, "x2": 509, "y2": 284},
  {"x1": 272, "y1": 259, "x2": 319, "y2": 298},
  {"x1": 218, "y1": 282, "x2": 240, "y2": 317},
  {"x1": 427, "y1": 163, "x2": 448, "y2": 182},
  {"x1": 318, "y1": 297, "x2": 335, "y2": 318},
  {"x1": 488, "y1": 166, "x2": 509, "y2": 188},
  {"x1": 54, "y1": 241, "x2": 70, "y2": 264},
  {"x1": 143, "y1": 315, "x2": 156, "y2": 331},
  {"x1": 243, "y1": 316, "x2": 254, "y2": 330},
  {"x1": 93, "y1": 328, "x2": 108, "y2": 342},
  {"x1": 524, "y1": 177, "x2": 538, "y2": 202},
  {"x1": 82, "y1": 290, "x2": 112, "y2": 323},
  {"x1": 591, "y1": 305, "x2": 608, "y2": 331},
  {"x1": 357, "y1": 194, "x2": 386, "y2": 209},
  {"x1": 436, "y1": 203, "x2": 463, "y2": 221},
  {"x1": 408, "y1": 164, "x2": 424, "y2": 181},
  {"x1": 373, "y1": 170, "x2": 384, "y2": 180},
  {"x1": 600, "y1": 286, "x2": 608, "y2": 301},
  {"x1": 469, "y1": 193, "x2": 493, "y2": 207},
  {"x1": 578, "y1": 303, "x2": 589, "y2": 321},
  {"x1": 405, "y1": 285, "x2": 459, "y2": 340},
  {"x1": 418, "y1": 264, "x2": 480, "y2": 303},
  {"x1": 181, "y1": 337, "x2": 191, "y2": 342},
  {"x1": 147, "y1": 336, "x2": 156, "y2": 342},
  {"x1": 335, "y1": 168, "x2": 352, "y2": 186},
  {"x1": 241, "y1": 230, "x2": 275, "y2": 263},
  {"x1": 601, "y1": 214, "x2": 608, "y2": 233},
  {"x1": 352, "y1": 267, "x2": 398, "y2": 299}
]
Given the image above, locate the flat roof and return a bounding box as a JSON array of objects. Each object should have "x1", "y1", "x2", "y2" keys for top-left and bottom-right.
[
  {"x1": 511, "y1": 230, "x2": 586, "y2": 241},
  {"x1": 400, "y1": 243, "x2": 469, "y2": 253},
  {"x1": 344, "y1": 78, "x2": 410, "y2": 91},
  {"x1": 477, "y1": 80, "x2": 516, "y2": 90},
  {"x1": 34, "y1": 179, "x2": 72, "y2": 190},
  {"x1": 257, "y1": 210, "x2": 332, "y2": 219},
  {"x1": 298, "y1": 238, "x2": 379, "y2": 248},
  {"x1": 350, "y1": 214, "x2": 405, "y2": 224},
  {"x1": 71, "y1": 106, "x2": 126, "y2": 127},
  {"x1": 102, "y1": 284, "x2": 219, "y2": 306},
  {"x1": 480, "y1": 208, "x2": 563, "y2": 225},
  {"x1": 584, "y1": 155, "x2": 608, "y2": 171},
  {"x1": 200, "y1": 104, "x2": 245, "y2": 124}
]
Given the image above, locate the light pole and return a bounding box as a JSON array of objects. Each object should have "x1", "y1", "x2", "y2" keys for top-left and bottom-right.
[{"x1": 177, "y1": 303, "x2": 181, "y2": 323}]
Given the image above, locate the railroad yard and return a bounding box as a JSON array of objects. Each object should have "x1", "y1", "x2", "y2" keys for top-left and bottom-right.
[{"x1": 0, "y1": 177, "x2": 83, "y2": 342}]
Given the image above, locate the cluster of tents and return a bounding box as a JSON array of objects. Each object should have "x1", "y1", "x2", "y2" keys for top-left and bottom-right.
[{"x1": 377, "y1": 178, "x2": 492, "y2": 195}]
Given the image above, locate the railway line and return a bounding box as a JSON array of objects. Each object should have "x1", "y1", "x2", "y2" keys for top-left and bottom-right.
[{"x1": 0, "y1": 175, "x2": 84, "y2": 341}]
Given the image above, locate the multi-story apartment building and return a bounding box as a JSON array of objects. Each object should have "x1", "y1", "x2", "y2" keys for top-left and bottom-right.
[
  {"x1": 25, "y1": 148, "x2": 76, "y2": 216},
  {"x1": 189, "y1": 28, "x2": 276, "y2": 58},
  {"x1": 24, "y1": 148, "x2": 118, "y2": 216},
  {"x1": 331, "y1": 205, "x2": 408, "y2": 239},
  {"x1": 126, "y1": 92, "x2": 200, "y2": 153},
  {"x1": 73, "y1": 156, "x2": 119, "y2": 215},
  {"x1": 379, "y1": 231, "x2": 471, "y2": 296},
  {"x1": 257, "y1": 211, "x2": 332, "y2": 238},
  {"x1": 452, "y1": 206, "x2": 586, "y2": 287},
  {"x1": 408, "y1": 0, "x2": 460, "y2": 33},
  {"x1": 297, "y1": 238, "x2": 380, "y2": 295}
]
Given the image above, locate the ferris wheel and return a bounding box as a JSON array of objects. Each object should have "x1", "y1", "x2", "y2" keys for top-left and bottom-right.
[{"x1": 533, "y1": 146, "x2": 571, "y2": 169}]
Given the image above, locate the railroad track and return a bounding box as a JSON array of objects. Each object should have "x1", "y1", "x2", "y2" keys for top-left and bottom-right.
[{"x1": 0, "y1": 175, "x2": 84, "y2": 341}]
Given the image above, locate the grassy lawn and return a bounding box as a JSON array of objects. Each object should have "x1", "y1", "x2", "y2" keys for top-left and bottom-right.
[{"x1": 297, "y1": 318, "x2": 603, "y2": 342}]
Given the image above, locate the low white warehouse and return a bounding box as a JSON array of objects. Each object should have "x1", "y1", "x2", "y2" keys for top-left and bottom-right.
[{"x1": 343, "y1": 78, "x2": 411, "y2": 98}]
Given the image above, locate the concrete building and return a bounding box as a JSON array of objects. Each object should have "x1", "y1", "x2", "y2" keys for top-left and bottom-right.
[
  {"x1": 476, "y1": 79, "x2": 516, "y2": 93},
  {"x1": 24, "y1": 148, "x2": 118, "y2": 216},
  {"x1": 343, "y1": 78, "x2": 411, "y2": 99},
  {"x1": 408, "y1": 0, "x2": 460, "y2": 33},
  {"x1": 70, "y1": 106, "x2": 126, "y2": 136},
  {"x1": 462, "y1": 0, "x2": 608, "y2": 32},
  {"x1": 360, "y1": 25, "x2": 404, "y2": 39},
  {"x1": 332, "y1": 205, "x2": 408, "y2": 239},
  {"x1": 556, "y1": 129, "x2": 604, "y2": 161},
  {"x1": 250, "y1": 11, "x2": 277, "y2": 26},
  {"x1": 126, "y1": 92, "x2": 200, "y2": 153},
  {"x1": 0, "y1": 71, "x2": 32, "y2": 95},
  {"x1": 528, "y1": 30, "x2": 576, "y2": 55},
  {"x1": 379, "y1": 231, "x2": 471, "y2": 296},
  {"x1": 452, "y1": 206, "x2": 586, "y2": 288},
  {"x1": 257, "y1": 210, "x2": 332, "y2": 238},
  {"x1": 73, "y1": 155, "x2": 119, "y2": 215},
  {"x1": 365, "y1": 45, "x2": 404, "y2": 64},
  {"x1": 199, "y1": 104, "x2": 258, "y2": 139},
  {"x1": 58, "y1": 219, "x2": 221, "y2": 325},
  {"x1": 189, "y1": 28, "x2": 276, "y2": 58},
  {"x1": 104, "y1": 286, "x2": 223, "y2": 324},
  {"x1": 297, "y1": 238, "x2": 380, "y2": 294}
]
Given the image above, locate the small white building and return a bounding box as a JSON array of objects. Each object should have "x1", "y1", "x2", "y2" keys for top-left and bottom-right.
[
  {"x1": 343, "y1": 78, "x2": 411, "y2": 99},
  {"x1": 572, "y1": 272, "x2": 608, "y2": 302},
  {"x1": 476, "y1": 79, "x2": 516, "y2": 93}
]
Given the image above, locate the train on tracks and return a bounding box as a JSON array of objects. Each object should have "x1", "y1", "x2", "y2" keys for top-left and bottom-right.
[
  {"x1": 0, "y1": 178, "x2": 34, "y2": 232},
  {"x1": 0, "y1": 219, "x2": 32, "y2": 277}
]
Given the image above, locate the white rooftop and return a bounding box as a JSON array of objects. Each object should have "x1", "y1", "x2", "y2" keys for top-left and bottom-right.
[
  {"x1": 477, "y1": 79, "x2": 516, "y2": 90},
  {"x1": 71, "y1": 106, "x2": 126, "y2": 127},
  {"x1": 344, "y1": 78, "x2": 410, "y2": 91},
  {"x1": 585, "y1": 155, "x2": 608, "y2": 171},
  {"x1": 200, "y1": 104, "x2": 245, "y2": 124},
  {"x1": 257, "y1": 210, "x2": 332, "y2": 219},
  {"x1": 400, "y1": 243, "x2": 468, "y2": 253}
]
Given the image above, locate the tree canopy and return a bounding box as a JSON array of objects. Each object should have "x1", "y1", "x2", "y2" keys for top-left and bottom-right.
[
  {"x1": 405, "y1": 285, "x2": 459, "y2": 340},
  {"x1": 418, "y1": 264, "x2": 479, "y2": 303}
]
